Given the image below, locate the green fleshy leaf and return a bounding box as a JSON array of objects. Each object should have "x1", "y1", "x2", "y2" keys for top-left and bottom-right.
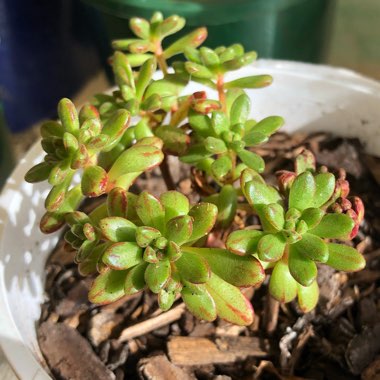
[
  {"x1": 155, "y1": 125, "x2": 189, "y2": 155},
  {"x1": 39, "y1": 211, "x2": 64, "y2": 234},
  {"x1": 326, "y1": 243, "x2": 366, "y2": 272},
  {"x1": 158, "y1": 288, "x2": 176, "y2": 311},
  {"x1": 99, "y1": 217, "x2": 137, "y2": 242},
  {"x1": 211, "y1": 111, "x2": 229, "y2": 135},
  {"x1": 160, "y1": 191, "x2": 190, "y2": 224},
  {"x1": 25, "y1": 162, "x2": 53, "y2": 183},
  {"x1": 128, "y1": 40, "x2": 151, "y2": 54},
  {"x1": 124, "y1": 262, "x2": 148, "y2": 295},
  {"x1": 289, "y1": 243, "x2": 317, "y2": 286},
  {"x1": 226, "y1": 229, "x2": 264, "y2": 256},
  {"x1": 258, "y1": 233, "x2": 286, "y2": 262},
  {"x1": 129, "y1": 17, "x2": 150, "y2": 39},
  {"x1": 101, "y1": 109, "x2": 131, "y2": 152},
  {"x1": 226, "y1": 88, "x2": 245, "y2": 115},
  {"x1": 107, "y1": 187, "x2": 128, "y2": 218},
  {"x1": 166, "y1": 215, "x2": 193, "y2": 245},
  {"x1": 237, "y1": 150, "x2": 265, "y2": 172},
  {"x1": 143, "y1": 246, "x2": 158, "y2": 263},
  {"x1": 81, "y1": 166, "x2": 108, "y2": 197},
  {"x1": 297, "y1": 280, "x2": 319, "y2": 313},
  {"x1": 269, "y1": 261, "x2": 298, "y2": 303},
  {"x1": 211, "y1": 155, "x2": 232, "y2": 180},
  {"x1": 103, "y1": 242, "x2": 143, "y2": 270},
  {"x1": 205, "y1": 273, "x2": 254, "y2": 326},
  {"x1": 244, "y1": 179, "x2": 281, "y2": 207},
  {"x1": 309, "y1": 214, "x2": 354, "y2": 240},
  {"x1": 78, "y1": 243, "x2": 107, "y2": 276},
  {"x1": 88, "y1": 269, "x2": 128, "y2": 304},
  {"x1": 179, "y1": 144, "x2": 211, "y2": 164},
  {"x1": 224, "y1": 75, "x2": 272, "y2": 89},
  {"x1": 62, "y1": 132, "x2": 79, "y2": 155},
  {"x1": 312, "y1": 173, "x2": 335, "y2": 207},
  {"x1": 140, "y1": 93, "x2": 162, "y2": 112},
  {"x1": 205, "y1": 137, "x2": 227, "y2": 154},
  {"x1": 163, "y1": 27, "x2": 207, "y2": 59},
  {"x1": 145, "y1": 260, "x2": 171, "y2": 293},
  {"x1": 243, "y1": 131, "x2": 268, "y2": 146},
  {"x1": 40, "y1": 120, "x2": 64, "y2": 138},
  {"x1": 230, "y1": 94, "x2": 250, "y2": 125},
  {"x1": 159, "y1": 15, "x2": 186, "y2": 38},
  {"x1": 289, "y1": 171, "x2": 316, "y2": 211},
  {"x1": 145, "y1": 74, "x2": 187, "y2": 99},
  {"x1": 189, "y1": 247, "x2": 265, "y2": 287},
  {"x1": 124, "y1": 53, "x2": 153, "y2": 67},
  {"x1": 167, "y1": 241, "x2": 182, "y2": 261},
  {"x1": 252, "y1": 116, "x2": 284, "y2": 136},
  {"x1": 300, "y1": 208, "x2": 325, "y2": 230},
  {"x1": 184, "y1": 47, "x2": 202, "y2": 63},
  {"x1": 295, "y1": 150, "x2": 316, "y2": 174},
  {"x1": 188, "y1": 110, "x2": 212, "y2": 137},
  {"x1": 135, "y1": 191, "x2": 165, "y2": 231},
  {"x1": 136, "y1": 57, "x2": 157, "y2": 100},
  {"x1": 292, "y1": 233, "x2": 328, "y2": 263},
  {"x1": 216, "y1": 185, "x2": 237, "y2": 228},
  {"x1": 185, "y1": 62, "x2": 213, "y2": 79},
  {"x1": 44, "y1": 176, "x2": 71, "y2": 212},
  {"x1": 199, "y1": 46, "x2": 219, "y2": 66},
  {"x1": 188, "y1": 203, "x2": 218, "y2": 242},
  {"x1": 256, "y1": 203, "x2": 285, "y2": 233},
  {"x1": 175, "y1": 250, "x2": 210, "y2": 284},
  {"x1": 58, "y1": 98, "x2": 79, "y2": 134},
  {"x1": 181, "y1": 282, "x2": 217, "y2": 321}
]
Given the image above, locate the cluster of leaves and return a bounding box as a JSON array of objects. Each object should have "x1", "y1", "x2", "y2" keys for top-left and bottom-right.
[
  {"x1": 65, "y1": 188, "x2": 264, "y2": 324},
  {"x1": 227, "y1": 150, "x2": 365, "y2": 311},
  {"x1": 25, "y1": 12, "x2": 366, "y2": 325}
]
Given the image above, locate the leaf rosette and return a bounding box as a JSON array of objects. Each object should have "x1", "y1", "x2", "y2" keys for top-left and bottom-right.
[
  {"x1": 66, "y1": 189, "x2": 264, "y2": 325},
  {"x1": 226, "y1": 150, "x2": 365, "y2": 312}
]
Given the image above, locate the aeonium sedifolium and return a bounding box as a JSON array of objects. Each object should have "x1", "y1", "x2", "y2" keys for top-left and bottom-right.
[
  {"x1": 226, "y1": 149, "x2": 365, "y2": 312},
  {"x1": 65, "y1": 189, "x2": 264, "y2": 325},
  {"x1": 24, "y1": 12, "x2": 367, "y2": 326}
]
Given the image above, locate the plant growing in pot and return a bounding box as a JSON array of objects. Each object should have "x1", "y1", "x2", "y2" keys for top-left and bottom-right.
[{"x1": 23, "y1": 12, "x2": 366, "y2": 378}]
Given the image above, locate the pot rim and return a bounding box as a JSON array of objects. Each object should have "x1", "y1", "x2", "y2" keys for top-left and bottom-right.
[{"x1": 0, "y1": 59, "x2": 379, "y2": 379}]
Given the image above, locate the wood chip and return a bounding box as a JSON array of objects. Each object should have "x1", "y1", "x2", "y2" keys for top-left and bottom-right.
[
  {"x1": 346, "y1": 322, "x2": 380, "y2": 375},
  {"x1": 88, "y1": 311, "x2": 124, "y2": 346},
  {"x1": 168, "y1": 336, "x2": 268, "y2": 366},
  {"x1": 38, "y1": 321, "x2": 115, "y2": 380},
  {"x1": 118, "y1": 303, "x2": 186, "y2": 343},
  {"x1": 138, "y1": 354, "x2": 196, "y2": 380},
  {"x1": 361, "y1": 355, "x2": 380, "y2": 380}
]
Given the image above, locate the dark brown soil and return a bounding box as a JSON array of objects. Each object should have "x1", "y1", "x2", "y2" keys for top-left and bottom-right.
[{"x1": 38, "y1": 132, "x2": 380, "y2": 380}]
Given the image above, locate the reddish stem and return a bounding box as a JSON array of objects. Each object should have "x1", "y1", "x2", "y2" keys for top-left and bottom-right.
[{"x1": 217, "y1": 74, "x2": 226, "y2": 112}]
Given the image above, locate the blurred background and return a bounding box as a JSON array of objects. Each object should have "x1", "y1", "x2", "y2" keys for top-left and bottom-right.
[{"x1": 0, "y1": 0, "x2": 379, "y2": 187}]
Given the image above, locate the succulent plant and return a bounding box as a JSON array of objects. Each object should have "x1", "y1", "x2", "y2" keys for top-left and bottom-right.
[
  {"x1": 65, "y1": 189, "x2": 264, "y2": 325},
  {"x1": 226, "y1": 150, "x2": 365, "y2": 312},
  {"x1": 25, "y1": 13, "x2": 366, "y2": 325}
]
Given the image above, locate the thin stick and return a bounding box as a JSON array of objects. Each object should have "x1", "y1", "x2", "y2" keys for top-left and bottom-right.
[
  {"x1": 118, "y1": 303, "x2": 185, "y2": 343},
  {"x1": 160, "y1": 155, "x2": 176, "y2": 190}
]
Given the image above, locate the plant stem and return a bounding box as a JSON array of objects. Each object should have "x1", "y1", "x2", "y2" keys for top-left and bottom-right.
[
  {"x1": 157, "y1": 54, "x2": 168, "y2": 75},
  {"x1": 217, "y1": 74, "x2": 226, "y2": 112},
  {"x1": 160, "y1": 154, "x2": 176, "y2": 190}
]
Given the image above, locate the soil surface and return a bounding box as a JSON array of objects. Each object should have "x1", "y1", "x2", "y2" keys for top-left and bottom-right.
[{"x1": 38, "y1": 132, "x2": 380, "y2": 380}]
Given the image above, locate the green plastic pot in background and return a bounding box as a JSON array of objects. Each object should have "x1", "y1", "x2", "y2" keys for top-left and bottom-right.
[
  {"x1": 83, "y1": 0, "x2": 336, "y2": 63},
  {"x1": 0, "y1": 102, "x2": 14, "y2": 189}
]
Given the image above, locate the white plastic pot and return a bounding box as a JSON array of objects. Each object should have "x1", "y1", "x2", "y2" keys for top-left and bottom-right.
[{"x1": 1, "y1": 60, "x2": 380, "y2": 379}]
